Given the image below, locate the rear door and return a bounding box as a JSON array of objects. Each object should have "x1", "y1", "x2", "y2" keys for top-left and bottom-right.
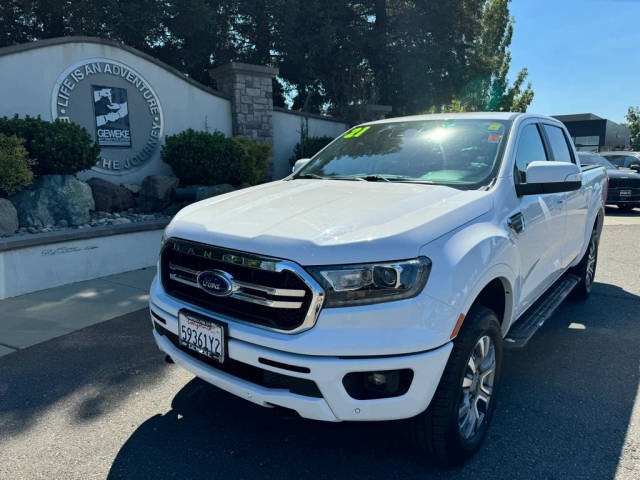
[
  {"x1": 541, "y1": 123, "x2": 588, "y2": 265},
  {"x1": 511, "y1": 120, "x2": 567, "y2": 313}
]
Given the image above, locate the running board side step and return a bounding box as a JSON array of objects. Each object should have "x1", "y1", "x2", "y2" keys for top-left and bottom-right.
[{"x1": 504, "y1": 274, "x2": 580, "y2": 349}]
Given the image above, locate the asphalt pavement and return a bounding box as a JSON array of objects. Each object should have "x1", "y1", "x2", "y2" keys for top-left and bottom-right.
[{"x1": 1, "y1": 208, "x2": 639, "y2": 479}]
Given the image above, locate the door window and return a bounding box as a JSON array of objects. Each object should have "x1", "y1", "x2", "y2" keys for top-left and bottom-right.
[
  {"x1": 543, "y1": 125, "x2": 574, "y2": 163},
  {"x1": 515, "y1": 124, "x2": 548, "y2": 183}
]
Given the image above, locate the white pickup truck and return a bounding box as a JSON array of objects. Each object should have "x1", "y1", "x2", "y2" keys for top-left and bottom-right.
[{"x1": 150, "y1": 113, "x2": 606, "y2": 466}]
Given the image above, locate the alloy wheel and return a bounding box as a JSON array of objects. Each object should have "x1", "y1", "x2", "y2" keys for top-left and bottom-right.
[{"x1": 458, "y1": 335, "x2": 496, "y2": 440}]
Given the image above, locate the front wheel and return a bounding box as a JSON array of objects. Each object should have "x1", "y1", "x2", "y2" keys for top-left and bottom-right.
[{"x1": 412, "y1": 305, "x2": 503, "y2": 467}]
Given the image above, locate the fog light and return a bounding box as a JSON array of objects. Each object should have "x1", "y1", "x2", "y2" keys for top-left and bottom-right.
[
  {"x1": 368, "y1": 372, "x2": 387, "y2": 386},
  {"x1": 343, "y1": 369, "x2": 414, "y2": 400}
]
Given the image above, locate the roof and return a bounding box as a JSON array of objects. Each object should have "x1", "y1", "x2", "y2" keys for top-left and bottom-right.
[
  {"x1": 553, "y1": 113, "x2": 604, "y2": 122},
  {"x1": 598, "y1": 151, "x2": 640, "y2": 156},
  {"x1": 364, "y1": 112, "x2": 531, "y2": 125}
]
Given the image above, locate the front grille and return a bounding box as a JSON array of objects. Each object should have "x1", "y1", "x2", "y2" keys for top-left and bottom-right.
[
  {"x1": 160, "y1": 238, "x2": 323, "y2": 332},
  {"x1": 155, "y1": 323, "x2": 322, "y2": 398}
]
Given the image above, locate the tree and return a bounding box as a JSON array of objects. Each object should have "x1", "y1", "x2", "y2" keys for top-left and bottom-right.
[
  {"x1": 0, "y1": 0, "x2": 534, "y2": 115},
  {"x1": 446, "y1": 0, "x2": 534, "y2": 113},
  {"x1": 626, "y1": 107, "x2": 640, "y2": 150}
]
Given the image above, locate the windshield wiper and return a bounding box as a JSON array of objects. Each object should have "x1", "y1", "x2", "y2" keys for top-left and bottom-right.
[
  {"x1": 357, "y1": 175, "x2": 391, "y2": 182},
  {"x1": 295, "y1": 173, "x2": 325, "y2": 179},
  {"x1": 296, "y1": 174, "x2": 366, "y2": 181}
]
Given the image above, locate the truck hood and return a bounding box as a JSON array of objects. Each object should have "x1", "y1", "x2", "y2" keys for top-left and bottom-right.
[{"x1": 166, "y1": 179, "x2": 492, "y2": 265}]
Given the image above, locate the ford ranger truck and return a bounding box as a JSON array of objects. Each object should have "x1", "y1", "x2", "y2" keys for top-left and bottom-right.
[{"x1": 150, "y1": 113, "x2": 606, "y2": 466}]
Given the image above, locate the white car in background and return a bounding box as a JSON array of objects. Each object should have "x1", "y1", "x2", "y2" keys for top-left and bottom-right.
[{"x1": 150, "y1": 113, "x2": 606, "y2": 466}]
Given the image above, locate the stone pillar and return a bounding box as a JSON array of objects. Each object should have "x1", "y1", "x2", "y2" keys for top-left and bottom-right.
[{"x1": 209, "y1": 62, "x2": 278, "y2": 143}]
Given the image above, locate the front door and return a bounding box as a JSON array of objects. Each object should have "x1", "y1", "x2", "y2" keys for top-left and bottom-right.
[{"x1": 510, "y1": 121, "x2": 567, "y2": 315}]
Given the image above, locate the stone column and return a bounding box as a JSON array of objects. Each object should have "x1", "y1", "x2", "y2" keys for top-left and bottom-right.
[
  {"x1": 209, "y1": 62, "x2": 278, "y2": 178},
  {"x1": 209, "y1": 62, "x2": 278, "y2": 138}
]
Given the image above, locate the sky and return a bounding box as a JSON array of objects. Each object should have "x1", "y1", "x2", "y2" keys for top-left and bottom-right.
[{"x1": 508, "y1": 0, "x2": 640, "y2": 123}]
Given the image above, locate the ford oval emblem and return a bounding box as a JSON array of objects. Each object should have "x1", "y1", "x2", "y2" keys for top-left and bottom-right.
[{"x1": 197, "y1": 270, "x2": 234, "y2": 297}]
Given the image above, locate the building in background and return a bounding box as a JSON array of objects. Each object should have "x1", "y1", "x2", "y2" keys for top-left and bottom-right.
[{"x1": 553, "y1": 113, "x2": 630, "y2": 152}]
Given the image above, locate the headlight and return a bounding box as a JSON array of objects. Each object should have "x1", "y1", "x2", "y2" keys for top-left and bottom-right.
[{"x1": 307, "y1": 257, "x2": 431, "y2": 307}]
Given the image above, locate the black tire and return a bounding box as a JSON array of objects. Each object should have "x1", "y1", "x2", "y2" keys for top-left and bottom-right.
[
  {"x1": 411, "y1": 305, "x2": 503, "y2": 467},
  {"x1": 570, "y1": 227, "x2": 599, "y2": 300},
  {"x1": 618, "y1": 205, "x2": 635, "y2": 213}
]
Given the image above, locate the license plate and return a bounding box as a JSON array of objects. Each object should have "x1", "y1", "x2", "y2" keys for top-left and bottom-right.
[
  {"x1": 178, "y1": 311, "x2": 225, "y2": 363},
  {"x1": 620, "y1": 190, "x2": 632, "y2": 196}
]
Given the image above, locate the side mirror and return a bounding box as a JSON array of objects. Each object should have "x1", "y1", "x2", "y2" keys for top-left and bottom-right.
[
  {"x1": 516, "y1": 161, "x2": 582, "y2": 196},
  {"x1": 630, "y1": 163, "x2": 640, "y2": 173},
  {"x1": 292, "y1": 158, "x2": 311, "y2": 174}
]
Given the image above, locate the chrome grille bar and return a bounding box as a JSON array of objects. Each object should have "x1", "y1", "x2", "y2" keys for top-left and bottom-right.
[{"x1": 169, "y1": 264, "x2": 305, "y2": 309}]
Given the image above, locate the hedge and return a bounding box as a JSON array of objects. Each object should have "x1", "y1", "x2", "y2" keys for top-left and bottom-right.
[
  {"x1": 161, "y1": 129, "x2": 270, "y2": 186},
  {"x1": 0, "y1": 115, "x2": 100, "y2": 176}
]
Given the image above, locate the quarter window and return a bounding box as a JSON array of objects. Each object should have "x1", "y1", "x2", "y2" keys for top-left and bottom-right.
[
  {"x1": 543, "y1": 125, "x2": 574, "y2": 163},
  {"x1": 515, "y1": 124, "x2": 548, "y2": 183}
]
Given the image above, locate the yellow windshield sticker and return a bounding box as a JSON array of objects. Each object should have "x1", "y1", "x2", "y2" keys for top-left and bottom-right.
[
  {"x1": 488, "y1": 123, "x2": 503, "y2": 131},
  {"x1": 344, "y1": 126, "x2": 370, "y2": 138}
]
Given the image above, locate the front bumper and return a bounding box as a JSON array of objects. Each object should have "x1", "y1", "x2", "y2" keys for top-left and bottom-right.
[
  {"x1": 152, "y1": 322, "x2": 451, "y2": 422},
  {"x1": 150, "y1": 267, "x2": 455, "y2": 421}
]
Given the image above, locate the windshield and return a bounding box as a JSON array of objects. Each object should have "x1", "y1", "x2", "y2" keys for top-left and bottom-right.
[
  {"x1": 578, "y1": 153, "x2": 616, "y2": 170},
  {"x1": 296, "y1": 119, "x2": 511, "y2": 188}
]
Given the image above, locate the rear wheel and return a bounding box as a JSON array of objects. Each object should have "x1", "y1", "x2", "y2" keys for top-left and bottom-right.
[
  {"x1": 412, "y1": 305, "x2": 503, "y2": 467},
  {"x1": 571, "y1": 228, "x2": 599, "y2": 300}
]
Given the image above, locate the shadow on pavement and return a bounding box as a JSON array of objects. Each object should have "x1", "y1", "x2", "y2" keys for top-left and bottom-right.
[
  {"x1": 0, "y1": 309, "x2": 167, "y2": 436},
  {"x1": 108, "y1": 281, "x2": 640, "y2": 480}
]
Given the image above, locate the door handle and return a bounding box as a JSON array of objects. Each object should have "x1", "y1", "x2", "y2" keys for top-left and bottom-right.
[
  {"x1": 555, "y1": 198, "x2": 566, "y2": 205},
  {"x1": 507, "y1": 212, "x2": 525, "y2": 234}
]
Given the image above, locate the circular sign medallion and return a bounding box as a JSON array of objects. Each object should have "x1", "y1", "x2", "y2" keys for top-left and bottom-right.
[{"x1": 51, "y1": 58, "x2": 164, "y2": 174}]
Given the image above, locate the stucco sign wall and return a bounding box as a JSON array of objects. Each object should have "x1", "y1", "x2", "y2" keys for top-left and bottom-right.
[{"x1": 51, "y1": 58, "x2": 164, "y2": 174}]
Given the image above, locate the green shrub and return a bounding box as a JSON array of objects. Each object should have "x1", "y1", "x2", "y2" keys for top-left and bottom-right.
[
  {"x1": 0, "y1": 115, "x2": 100, "y2": 176},
  {"x1": 0, "y1": 133, "x2": 36, "y2": 197},
  {"x1": 231, "y1": 136, "x2": 271, "y2": 185},
  {"x1": 289, "y1": 135, "x2": 334, "y2": 166},
  {"x1": 161, "y1": 129, "x2": 270, "y2": 186}
]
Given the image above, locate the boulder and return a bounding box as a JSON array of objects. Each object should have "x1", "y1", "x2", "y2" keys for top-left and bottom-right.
[
  {"x1": 122, "y1": 183, "x2": 141, "y2": 195},
  {"x1": 162, "y1": 202, "x2": 189, "y2": 216},
  {"x1": 87, "y1": 178, "x2": 135, "y2": 212},
  {"x1": 10, "y1": 175, "x2": 95, "y2": 228},
  {"x1": 136, "y1": 175, "x2": 179, "y2": 212},
  {"x1": 0, "y1": 198, "x2": 19, "y2": 235},
  {"x1": 174, "y1": 185, "x2": 199, "y2": 202}
]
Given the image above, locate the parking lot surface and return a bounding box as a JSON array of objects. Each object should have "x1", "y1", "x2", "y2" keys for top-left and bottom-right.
[{"x1": 1, "y1": 209, "x2": 639, "y2": 479}]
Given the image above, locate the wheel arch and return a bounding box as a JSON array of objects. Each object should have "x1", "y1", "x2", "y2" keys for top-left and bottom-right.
[{"x1": 467, "y1": 276, "x2": 514, "y2": 336}]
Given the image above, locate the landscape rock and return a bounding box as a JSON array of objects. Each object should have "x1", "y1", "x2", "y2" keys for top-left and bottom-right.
[
  {"x1": 111, "y1": 217, "x2": 132, "y2": 225},
  {"x1": 87, "y1": 178, "x2": 135, "y2": 212},
  {"x1": 0, "y1": 198, "x2": 19, "y2": 235},
  {"x1": 9, "y1": 175, "x2": 95, "y2": 228},
  {"x1": 162, "y1": 202, "x2": 188, "y2": 216},
  {"x1": 137, "y1": 175, "x2": 179, "y2": 212},
  {"x1": 194, "y1": 184, "x2": 235, "y2": 201},
  {"x1": 122, "y1": 183, "x2": 141, "y2": 195}
]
